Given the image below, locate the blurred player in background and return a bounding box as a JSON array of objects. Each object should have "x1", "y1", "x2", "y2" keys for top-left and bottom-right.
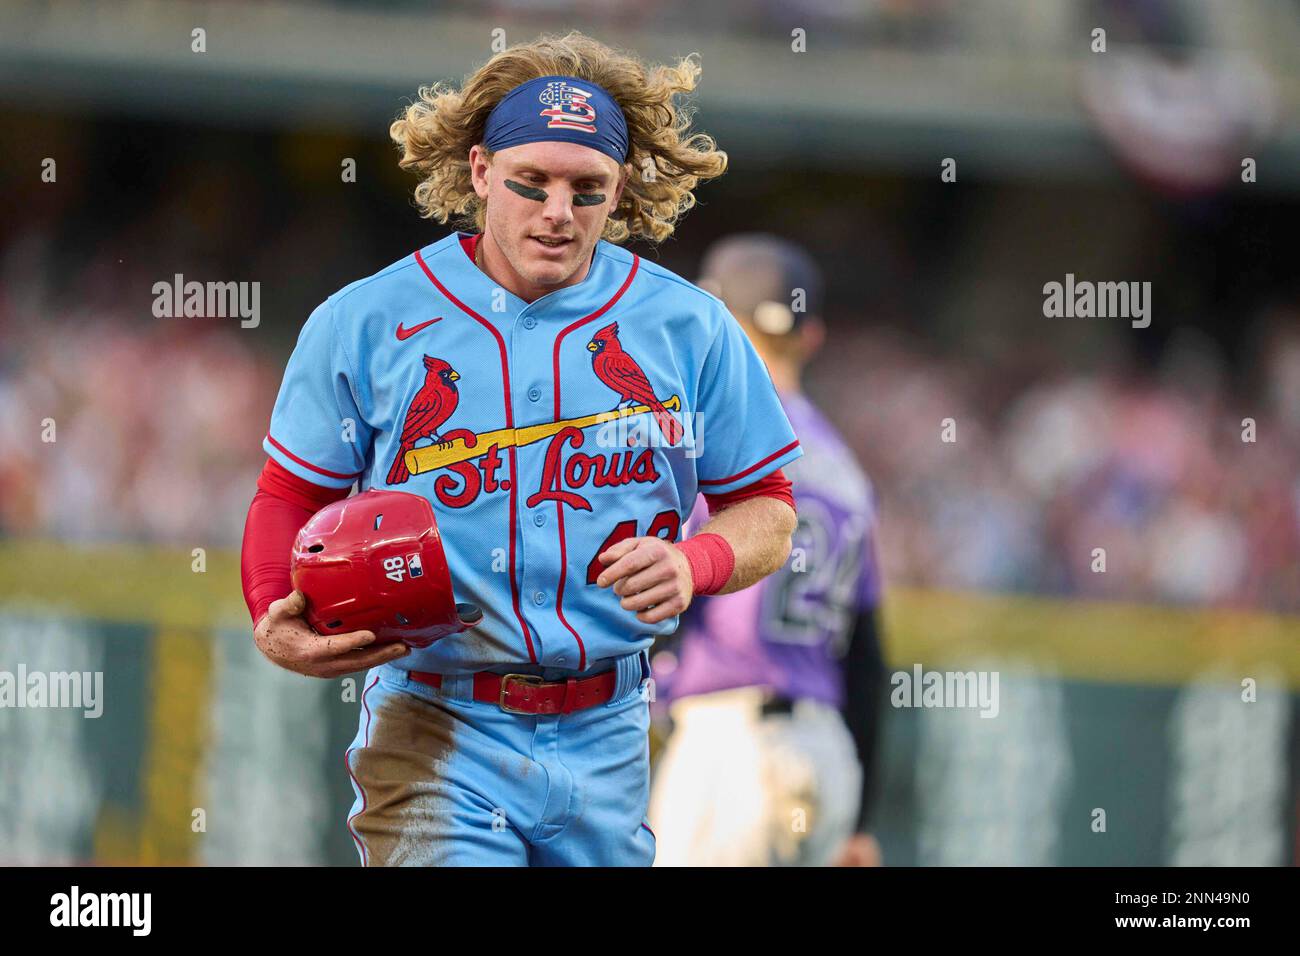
[{"x1": 648, "y1": 235, "x2": 888, "y2": 867}]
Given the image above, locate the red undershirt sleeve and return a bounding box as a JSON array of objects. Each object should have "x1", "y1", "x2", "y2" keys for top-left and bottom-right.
[
  {"x1": 240, "y1": 458, "x2": 352, "y2": 627},
  {"x1": 701, "y1": 467, "x2": 795, "y2": 515}
]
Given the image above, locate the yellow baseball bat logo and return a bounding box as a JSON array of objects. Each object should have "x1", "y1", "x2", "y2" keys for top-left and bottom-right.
[{"x1": 405, "y1": 394, "x2": 681, "y2": 476}]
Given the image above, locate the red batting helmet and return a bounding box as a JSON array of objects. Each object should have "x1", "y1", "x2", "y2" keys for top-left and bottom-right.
[{"x1": 290, "y1": 489, "x2": 482, "y2": 648}]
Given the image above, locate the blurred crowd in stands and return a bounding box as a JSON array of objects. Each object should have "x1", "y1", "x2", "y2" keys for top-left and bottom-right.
[
  {"x1": 0, "y1": 316, "x2": 275, "y2": 550},
  {"x1": 817, "y1": 322, "x2": 1300, "y2": 612}
]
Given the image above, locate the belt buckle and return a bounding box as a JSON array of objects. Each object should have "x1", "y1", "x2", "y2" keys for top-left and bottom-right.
[{"x1": 499, "y1": 674, "x2": 546, "y2": 714}]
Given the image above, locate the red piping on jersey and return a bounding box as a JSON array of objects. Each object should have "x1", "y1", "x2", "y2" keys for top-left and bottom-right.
[
  {"x1": 414, "y1": 246, "x2": 536, "y2": 663},
  {"x1": 345, "y1": 672, "x2": 381, "y2": 866},
  {"x1": 265, "y1": 433, "x2": 361, "y2": 481},
  {"x1": 550, "y1": 253, "x2": 641, "y2": 671},
  {"x1": 697, "y1": 439, "x2": 801, "y2": 487}
]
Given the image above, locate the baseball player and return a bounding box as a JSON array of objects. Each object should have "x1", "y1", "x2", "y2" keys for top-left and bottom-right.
[
  {"x1": 239, "y1": 33, "x2": 802, "y2": 866},
  {"x1": 647, "y1": 235, "x2": 888, "y2": 867}
]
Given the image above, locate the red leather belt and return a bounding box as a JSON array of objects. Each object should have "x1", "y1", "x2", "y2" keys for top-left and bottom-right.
[{"x1": 410, "y1": 669, "x2": 618, "y2": 715}]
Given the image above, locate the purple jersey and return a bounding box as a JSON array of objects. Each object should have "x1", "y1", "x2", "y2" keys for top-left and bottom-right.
[{"x1": 656, "y1": 392, "x2": 880, "y2": 708}]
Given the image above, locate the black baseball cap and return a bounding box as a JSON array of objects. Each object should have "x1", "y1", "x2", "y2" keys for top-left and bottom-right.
[{"x1": 697, "y1": 233, "x2": 824, "y2": 335}]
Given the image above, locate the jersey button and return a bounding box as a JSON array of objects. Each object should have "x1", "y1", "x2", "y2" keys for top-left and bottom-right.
[
  {"x1": 523, "y1": 316, "x2": 537, "y2": 330},
  {"x1": 532, "y1": 590, "x2": 547, "y2": 606},
  {"x1": 527, "y1": 386, "x2": 542, "y2": 402},
  {"x1": 533, "y1": 512, "x2": 546, "y2": 527}
]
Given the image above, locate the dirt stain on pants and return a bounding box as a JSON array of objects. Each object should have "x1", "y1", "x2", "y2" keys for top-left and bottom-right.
[{"x1": 348, "y1": 689, "x2": 463, "y2": 866}]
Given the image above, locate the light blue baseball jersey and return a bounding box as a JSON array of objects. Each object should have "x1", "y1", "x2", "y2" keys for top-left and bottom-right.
[{"x1": 264, "y1": 232, "x2": 802, "y2": 675}]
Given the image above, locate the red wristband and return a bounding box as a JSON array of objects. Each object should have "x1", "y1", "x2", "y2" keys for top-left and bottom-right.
[{"x1": 676, "y1": 533, "x2": 735, "y2": 597}]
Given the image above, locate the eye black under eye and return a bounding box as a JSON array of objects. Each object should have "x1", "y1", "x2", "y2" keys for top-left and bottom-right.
[{"x1": 504, "y1": 179, "x2": 547, "y2": 202}]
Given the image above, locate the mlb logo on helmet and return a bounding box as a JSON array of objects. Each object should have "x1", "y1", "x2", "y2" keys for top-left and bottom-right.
[
  {"x1": 538, "y1": 80, "x2": 597, "y2": 134},
  {"x1": 290, "y1": 489, "x2": 482, "y2": 647}
]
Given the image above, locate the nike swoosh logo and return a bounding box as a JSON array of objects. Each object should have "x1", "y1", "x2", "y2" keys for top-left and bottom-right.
[{"x1": 395, "y1": 317, "x2": 443, "y2": 341}]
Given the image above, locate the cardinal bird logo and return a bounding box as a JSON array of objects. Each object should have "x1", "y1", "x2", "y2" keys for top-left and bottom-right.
[
  {"x1": 587, "y1": 321, "x2": 683, "y2": 445},
  {"x1": 386, "y1": 356, "x2": 461, "y2": 485}
]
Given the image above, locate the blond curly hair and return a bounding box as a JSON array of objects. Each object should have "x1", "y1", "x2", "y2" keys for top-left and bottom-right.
[{"x1": 390, "y1": 31, "x2": 728, "y2": 244}]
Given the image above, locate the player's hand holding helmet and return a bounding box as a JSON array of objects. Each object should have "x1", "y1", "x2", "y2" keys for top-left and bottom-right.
[{"x1": 254, "y1": 590, "x2": 409, "y2": 680}]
